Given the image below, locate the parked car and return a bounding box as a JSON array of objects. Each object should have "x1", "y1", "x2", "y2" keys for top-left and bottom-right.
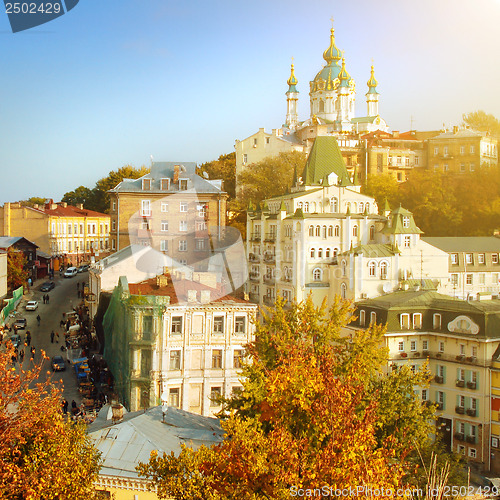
[
  {"x1": 51, "y1": 355, "x2": 66, "y2": 372},
  {"x1": 25, "y1": 301, "x2": 38, "y2": 311},
  {"x1": 40, "y1": 281, "x2": 55, "y2": 292},
  {"x1": 64, "y1": 267, "x2": 78, "y2": 278},
  {"x1": 77, "y1": 264, "x2": 89, "y2": 273},
  {"x1": 8, "y1": 334, "x2": 22, "y2": 348},
  {"x1": 13, "y1": 318, "x2": 27, "y2": 330}
]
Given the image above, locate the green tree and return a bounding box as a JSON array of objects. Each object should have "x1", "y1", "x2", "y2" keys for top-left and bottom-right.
[
  {"x1": 0, "y1": 344, "x2": 101, "y2": 498},
  {"x1": 462, "y1": 110, "x2": 500, "y2": 137},
  {"x1": 362, "y1": 173, "x2": 399, "y2": 210},
  {"x1": 18, "y1": 197, "x2": 47, "y2": 208},
  {"x1": 7, "y1": 249, "x2": 28, "y2": 291},
  {"x1": 197, "y1": 153, "x2": 236, "y2": 199},
  {"x1": 236, "y1": 151, "x2": 307, "y2": 208},
  {"x1": 61, "y1": 186, "x2": 94, "y2": 208}
]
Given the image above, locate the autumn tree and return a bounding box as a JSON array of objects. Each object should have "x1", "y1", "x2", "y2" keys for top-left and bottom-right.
[
  {"x1": 138, "y1": 297, "x2": 439, "y2": 499},
  {"x1": 0, "y1": 344, "x2": 101, "y2": 498},
  {"x1": 197, "y1": 153, "x2": 236, "y2": 199},
  {"x1": 18, "y1": 197, "x2": 47, "y2": 208},
  {"x1": 7, "y1": 249, "x2": 28, "y2": 291},
  {"x1": 61, "y1": 186, "x2": 95, "y2": 208},
  {"x1": 362, "y1": 173, "x2": 399, "y2": 209},
  {"x1": 463, "y1": 110, "x2": 500, "y2": 137}
]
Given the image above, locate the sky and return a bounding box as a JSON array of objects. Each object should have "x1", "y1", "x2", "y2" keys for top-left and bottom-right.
[{"x1": 1, "y1": 0, "x2": 500, "y2": 203}]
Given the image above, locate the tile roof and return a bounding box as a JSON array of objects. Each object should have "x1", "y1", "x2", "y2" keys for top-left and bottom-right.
[{"x1": 39, "y1": 204, "x2": 108, "y2": 218}]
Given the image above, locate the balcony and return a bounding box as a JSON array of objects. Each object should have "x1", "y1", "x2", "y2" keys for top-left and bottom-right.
[
  {"x1": 263, "y1": 253, "x2": 276, "y2": 264},
  {"x1": 249, "y1": 272, "x2": 260, "y2": 281},
  {"x1": 455, "y1": 406, "x2": 465, "y2": 415},
  {"x1": 412, "y1": 351, "x2": 421, "y2": 357},
  {"x1": 456, "y1": 354, "x2": 466, "y2": 361},
  {"x1": 248, "y1": 253, "x2": 260, "y2": 262},
  {"x1": 399, "y1": 352, "x2": 408, "y2": 358},
  {"x1": 466, "y1": 435, "x2": 476, "y2": 444},
  {"x1": 434, "y1": 376, "x2": 444, "y2": 384},
  {"x1": 456, "y1": 380, "x2": 465, "y2": 388},
  {"x1": 250, "y1": 233, "x2": 261, "y2": 242},
  {"x1": 454, "y1": 432, "x2": 465, "y2": 442},
  {"x1": 467, "y1": 381, "x2": 477, "y2": 390},
  {"x1": 466, "y1": 408, "x2": 477, "y2": 417},
  {"x1": 264, "y1": 233, "x2": 277, "y2": 242},
  {"x1": 435, "y1": 402, "x2": 444, "y2": 410},
  {"x1": 466, "y1": 356, "x2": 477, "y2": 363}
]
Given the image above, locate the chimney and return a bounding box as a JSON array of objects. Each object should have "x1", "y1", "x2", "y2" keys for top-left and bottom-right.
[
  {"x1": 392, "y1": 130, "x2": 399, "y2": 138},
  {"x1": 453, "y1": 126, "x2": 459, "y2": 134},
  {"x1": 200, "y1": 290, "x2": 211, "y2": 304},
  {"x1": 187, "y1": 290, "x2": 198, "y2": 303},
  {"x1": 173, "y1": 165, "x2": 180, "y2": 183},
  {"x1": 33, "y1": 204, "x2": 39, "y2": 209},
  {"x1": 77, "y1": 203, "x2": 84, "y2": 209},
  {"x1": 156, "y1": 275, "x2": 169, "y2": 288},
  {"x1": 111, "y1": 403, "x2": 124, "y2": 424},
  {"x1": 61, "y1": 202, "x2": 68, "y2": 208}
]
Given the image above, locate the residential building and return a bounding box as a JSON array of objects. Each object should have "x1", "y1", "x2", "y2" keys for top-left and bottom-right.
[
  {"x1": 0, "y1": 251, "x2": 7, "y2": 300},
  {"x1": 0, "y1": 236, "x2": 39, "y2": 282},
  {"x1": 88, "y1": 404, "x2": 223, "y2": 499},
  {"x1": 103, "y1": 274, "x2": 256, "y2": 415},
  {"x1": 108, "y1": 162, "x2": 228, "y2": 257},
  {"x1": 0, "y1": 201, "x2": 110, "y2": 265},
  {"x1": 427, "y1": 127, "x2": 498, "y2": 174},
  {"x1": 423, "y1": 237, "x2": 500, "y2": 300},
  {"x1": 353, "y1": 290, "x2": 500, "y2": 472}
]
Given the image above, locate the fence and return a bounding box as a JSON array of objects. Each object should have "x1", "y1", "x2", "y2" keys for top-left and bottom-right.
[{"x1": 0, "y1": 286, "x2": 24, "y2": 326}]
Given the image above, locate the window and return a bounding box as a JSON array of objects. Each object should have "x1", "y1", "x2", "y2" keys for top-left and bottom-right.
[
  {"x1": 325, "y1": 248, "x2": 330, "y2": 258},
  {"x1": 112, "y1": 200, "x2": 117, "y2": 211},
  {"x1": 315, "y1": 226, "x2": 320, "y2": 237},
  {"x1": 438, "y1": 390, "x2": 444, "y2": 403},
  {"x1": 180, "y1": 201, "x2": 188, "y2": 212},
  {"x1": 460, "y1": 145, "x2": 465, "y2": 155},
  {"x1": 439, "y1": 341, "x2": 445, "y2": 353},
  {"x1": 180, "y1": 179, "x2": 188, "y2": 190},
  {"x1": 400, "y1": 313, "x2": 410, "y2": 330},
  {"x1": 313, "y1": 268, "x2": 322, "y2": 281},
  {"x1": 309, "y1": 225, "x2": 314, "y2": 237},
  {"x1": 161, "y1": 178, "x2": 170, "y2": 190},
  {"x1": 403, "y1": 216, "x2": 410, "y2": 228},
  {"x1": 196, "y1": 220, "x2": 208, "y2": 231},
  {"x1": 370, "y1": 312, "x2": 377, "y2": 325},
  {"x1": 422, "y1": 340, "x2": 428, "y2": 350},
  {"x1": 433, "y1": 314, "x2": 442, "y2": 330},
  {"x1": 234, "y1": 350, "x2": 244, "y2": 369},
  {"x1": 195, "y1": 239, "x2": 205, "y2": 250},
  {"x1": 141, "y1": 200, "x2": 151, "y2": 216},
  {"x1": 160, "y1": 240, "x2": 168, "y2": 252},
  {"x1": 469, "y1": 448, "x2": 476, "y2": 458},
  {"x1": 494, "y1": 254, "x2": 499, "y2": 264},
  {"x1": 161, "y1": 220, "x2": 169, "y2": 232},
  {"x1": 460, "y1": 163, "x2": 466, "y2": 172},
  {"x1": 478, "y1": 253, "x2": 485, "y2": 264},
  {"x1": 266, "y1": 137, "x2": 270, "y2": 144},
  {"x1": 410, "y1": 340, "x2": 417, "y2": 352},
  {"x1": 422, "y1": 389, "x2": 428, "y2": 401},
  {"x1": 451, "y1": 274, "x2": 459, "y2": 286},
  {"x1": 413, "y1": 313, "x2": 422, "y2": 329},
  {"x1": 341, "y1": 260, "x2": 346, "y2": 277},
  {"x1": 353, "y1": 225, "x2": 358, "y2": 237},
  {"x1": 179, "y1": 240, "x2": 187, "y2": 251},
  {"x1": 213, "y1": 316, "x2": 224, "y2": 333},
  {"x1": 169, "y1": 350, "x2": 181, "y2": 370},
  {"x1": 142, "y1": 178, "x2": 151, "y2": 190},
  {"x1": 434, "y1": 147, "x2": 439, "y2": 156},
  {"x1": 318, "y1": 248, "x2": 323, "y2": 258},
  {"x1": 380, "y1": 262, "x2": 388, "y2": 280},
  {"x1": 451, "y1": 253, "x2": 458, "y2": 265},
  {"x1": 210, "y1": 387, "x2": 222, "y2": 406},
  {"x1": 112, "y1": 239, "x2": 116, "y2": 250},
  {"x1": 398, "y1": 341, "x2": 404, "y2": 352},
  {"x1": 458, "y1": 368, "x2": 465, "y2": 381},
  {"x1": 161, "y1": 202, "x2": 169, "y2": 212},
  {"x1": 370, "y1": 225, "x2": 375, "y2": 240},
  {"x1": 404, "y1": 235, "x2": 411, "y2": 248},
  {"x1": 465, "y1": 253, "x2": 473, "y2": 264},
  {"x1": 140, "y1": 349, "x2": 151, "y2": 377},
  {"x1": 359, "y1": 310, "x2": 366, "y2": 326},
  {"x1": 212, "y1": 350, "x2": 223, "y2": 369},
  {"x1": 340, "y1": 282, "x2": 347, "y2": 299},
  {"x1": 466, "y1": 274, "x2": 473, "y2": 285},
  {"x1": 179, "y1": 221, "x2": 188, "y2": 232},
  {"x1": 197, "y1": 203, "x2": 207, "y2": 218},
  {"x1": 243, "y1": 154, "x2": 248, "y2": 164},
  {"x1": 470, "y1": 145, "x2": 475, "y2": 154},
  {"x1": 171, "y1": 316, "x2": 182, "y2": 334},
  {"x1": 472, "y1": 346, "x2": 478, "y2": 357},
  {"x1": 470, "y1": 163, "x2": 475, "y2": 172},
  {"x1": 369, "y1": 262, "x2": 376, "y2": 277},
  {"x1": 68, "y1": 241, "x2": 72, "y2": 252},
  {"x1": 235, "y1": 316, "x2": 246, "y2": 333},
  {"x1": 169, "y1": 388, "x2": 180, "y2": 407},
  {"x1": 335, "y1": 225, "x2": 340, "y2": 237},
  {"x1": 303, "y1": 202, "x2": 309, "y2": 213},
  {"x1": 68, "y1": 224, "x2": 72, "y2": 235},
  {"x1": 330, "y1": 197, "x2": 338, "y2": 212}
]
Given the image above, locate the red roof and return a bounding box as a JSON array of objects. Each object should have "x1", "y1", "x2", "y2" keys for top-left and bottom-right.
[{"x1": 37, "y1": 202, "x2": 108, "y2": 218}]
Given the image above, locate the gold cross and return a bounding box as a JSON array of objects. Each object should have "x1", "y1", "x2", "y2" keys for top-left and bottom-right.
[
  {"x1": 330, "y1": 16, "x2": 334, "y2": 28},
  {"x1": 291, "y1": 56, "x2": 294, "y2": 64}
]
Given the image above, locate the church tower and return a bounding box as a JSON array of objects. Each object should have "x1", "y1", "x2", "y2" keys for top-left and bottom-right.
[
  {"x1": 366, "y1": 65, "x2": 379, "y2": 117},
  {"x1": 285, "y1": 63, "x2": 299, "y2": 130},
  {"x1": 336, "y1": 57, "x2": 355, "y2": 130}
]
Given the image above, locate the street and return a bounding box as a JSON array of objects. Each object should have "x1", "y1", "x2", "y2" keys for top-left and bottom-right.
[{"x1": 10, "y1": 271, "x2": 89, "y2": 406}]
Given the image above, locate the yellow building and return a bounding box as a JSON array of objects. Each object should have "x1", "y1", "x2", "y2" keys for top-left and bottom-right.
[{"x1": 0, "y1": 201, "x2": 110, "y2": 265}]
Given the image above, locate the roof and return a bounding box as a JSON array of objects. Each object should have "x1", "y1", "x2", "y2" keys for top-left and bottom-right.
[
  {"x1": 87, "y1": 405, "x2": 223, "y2": 480},
  {"x1": 301, "y1": 137, "x2": 353, "y2": 187},
  {"x1": 265, "y1": 188, "x2": 323, "y2": 202},
  {"x1": 110, "y1": 162, "x2": 226, "y2": 195},
  {"x1": 429, "y1": 129, "x2": 489, "y2": 140},
  {"x1": 382, "y1": 206, "x2": 423, "y2": 235},
  {"x1": 352, "y1": 116, "x2": 379, "y2": 124},
  {"x1": 39, "y1": 203, "x2": 108, "y2": 218},
  {"x1": 340, "y1": 243, "x2": 399, "y2": 258},
  {"x1": 422, "y1": 237, "x2": 500, "y2": 253},
  {"x1": 0, "y1": 236, "x2": 38, "y2": 249}
]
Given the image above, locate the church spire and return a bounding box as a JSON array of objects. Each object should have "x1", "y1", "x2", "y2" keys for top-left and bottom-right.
[
  {"x1": 285, "y1": 61, "x2": 299, "y2": 130},
  {"x1": 338, "y1": 57, "x2": 351, "y2": 87},
  {"x1": 323, "y1": 28, "x2": 342, "y2": 64},
  {"x1": 367, "y1": 64, "x2": 378, "y2": 93},
  {"x1": 366, "y1": 64, "x2": 380, "y2": 117},
  {"x1": 287, "y1": 63, "x2": 298, "y2": 92}
]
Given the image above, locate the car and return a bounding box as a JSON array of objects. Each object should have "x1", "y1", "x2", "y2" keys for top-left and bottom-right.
[
  {"x1": 40, "y1": 281, "x2": 55, "y2": 292},
  {"x1": 13, "y1": 318, "x2": 27, "y2": 330},
  {"x1": 8, "y1": 334, "x2": 21, "y2": 348},
  {"x1": 77, "y1": 264, "x2": 89, "y2": 273},
  {"x1": 64, "y1": 267, "x2": 78, "y2": 278},
  {"x1": 25, "y1": 301, "x2": 38, "y2": 311},
  {"x1": 51, "y1": 355, "x2": 66, "y2": 372}
]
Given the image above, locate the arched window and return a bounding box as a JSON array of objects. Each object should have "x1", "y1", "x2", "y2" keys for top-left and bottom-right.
[
  {"x1": 370, "y1": 312, "x2": 377, "y2": 325},
  {"x1": 326, "y1": 248, "x2": 330, "y2": 258},
  {"x1": 322, "y1": 225, "x2": 327, "y2": 238},
  {"x1": 380, "y1": 261, "x2": 388, "y2": 280},
  {"x1": 318, "y1": 248, "x2": 323, "y2": 258},
  {"x1": 309, "y1": 225, "x2": 314, "y2": 237},
  {"x1": 310, "y1": 248, "x2": 315, "y2": 258},
  {"x1": 369, "y1": 261, "x2": 376, "y2": 276},
  {"x1": 330, "y1": 197, "x2": 338, "y2": 212},
  {"x1": 359, "y1": 202, "x2": 364, "y2": 213},
  {"x1": 297, "y1": 202, "x2": 303, "y2": 210},
  {"x1": 303, "y1": 202, "x2": 309, "y2": 213},
  {"x1": 366, "y1": 204, "x2": 370, "y2": 214},
  {"x1": 328, "y1": 226, "x2": 333, "y2": 237},
  {"x1": 334, "y1": 225, "x2": 340, "y2": 237},
  {"x1": 341, "y1": 282, "x2": 347, "y2": 299},
  {"x1": 313, "y1": 268, "x2": 322, "y2": 281},
  {"x1": 334, "y1": 248, "x2": 339, "y2": 257},
  {"x1": 369, "y1": 225, "x2": 375, "y2": 240},
  {"x1": 353, "y1": 225, "x2": 358, "y2": 237},
  {"x1": 315, "y1": 226, "x2": 321, "y2": 237},
  {"x1": 346, "y1": 202, "x2": 351, "y2": 212},
  {"x1": 319, "y1": 99, "x2": 325, "y2": 112},
  {"x1": 359, "y1": 310, "x2": 366, "y2": 326},
  {"x1": 341, "y1": 260, "x2": 347, "y2": 277},
  {"x1": 311, "y1": 202, "x2": 316, "y2": 212}
]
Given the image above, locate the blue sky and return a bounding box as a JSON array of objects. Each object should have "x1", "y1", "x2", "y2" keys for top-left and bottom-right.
[{"x1": 1, "y1": 0, "x2": 500, "y2": 203}]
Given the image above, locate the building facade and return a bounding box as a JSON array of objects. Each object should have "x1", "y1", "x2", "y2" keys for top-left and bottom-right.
[{"x1": 103, "y1": 274, "x2": 256, "y2": 416}]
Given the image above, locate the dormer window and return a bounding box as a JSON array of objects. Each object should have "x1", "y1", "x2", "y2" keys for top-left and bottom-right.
[
  {"x1": 403, "y1": 216, "x2": 410, "y2": 228},
  {"x1": 161, "y1": 178, "x2": 170, "y2": 190},
  {"x1": 142, "y1": 178, "x2": 151, "y2": 190},
  {"x1": 180, "y1": 179, "x2": 188, "y2": 191}
]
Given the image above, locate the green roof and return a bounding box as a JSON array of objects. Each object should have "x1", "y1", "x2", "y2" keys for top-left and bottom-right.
[
  {"x1": 301, "y1": 137, "x2": 353, "y2": 187},
  {"x1": 266, "y1": 188, "x2": 323, "y2": 202},
  {"x1": 382, "y1": 206, "x2": 423, "y2": 235},
  {"x1": 351, "y1": 116, "x2": 378, "y2": 124},
  {"x1": 340, "y1": 243, "x2": 399, "y2": 258}
]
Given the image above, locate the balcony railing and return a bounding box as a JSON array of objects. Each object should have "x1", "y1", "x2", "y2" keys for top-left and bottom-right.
[
  {"x1": 264, "y1": 233, "x2": 277, "y2": 242},
  {"x1": 263, "y1": 253, "x2": 276, "y2": 263},
  {"x1": 467, "y1": 381, "x2": 477, "y2": 390},
  {"x1": 466, "y1": 435, "x2": 476, "y2": 444},
  {"x1": 248, "y1": 253, "x2": 260, "y2": 262},
  {"x1": 455, "y1": 406, "x2": 465, "y2": 415},
  {"x1": 456, "y1": 380, "x2": 465, "y2": 388},
  {"x1": 466, "y1": 408, "x2": 477, "y2": 417},
  {"x1": 407, "y1": 351, "x2": 480, "y2": 365},
  {"x1": 263, "y1": 275, "x2": 276, "y2": 284},
  {"x1": 454, "y1": 432, "x2": 465, "y2": 442},
  {"x1": 249, "y1": 293, "x2": 260, "y2": 303},
  {"x1": 250, "y1": 233, "x2": 261, "y2": 241},
  {"x1": 434, "y1": 376, "x2": 444, "y2": 384},
  {"x1": 435, "y1": 402, "x2": 444, "y2": 410},
  {"x1": 249, "y1": 272, "x2": 260, "y2": 281},
  {"x1": 263, "y1": 296, "x2": 275, "y2": 306}
]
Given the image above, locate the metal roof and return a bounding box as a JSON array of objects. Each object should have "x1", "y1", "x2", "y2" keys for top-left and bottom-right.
[{"x1": 422, "y1": 237, "x2": 500, "y2": 253}]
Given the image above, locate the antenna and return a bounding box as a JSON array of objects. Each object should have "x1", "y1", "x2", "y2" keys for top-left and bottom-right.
[{"x1": 410, "y1": 115, "x2": 415, "y2": 131}]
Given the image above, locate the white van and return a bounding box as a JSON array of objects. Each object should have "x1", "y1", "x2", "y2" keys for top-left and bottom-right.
[{"x1": 64, "y1": 267, "x2": 78, "y2": 278}]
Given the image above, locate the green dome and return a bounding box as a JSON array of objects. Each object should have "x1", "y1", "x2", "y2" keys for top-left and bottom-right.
[
  {"x1": 286, "y1": 63, "x2": 299, "y2": 93},
  {"x1": 323, "y1": 28, "x2": 342, "y2": 64}
]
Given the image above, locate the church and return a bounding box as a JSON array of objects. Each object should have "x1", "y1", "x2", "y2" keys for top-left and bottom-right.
[{"x1": 235, "y1": 24, "x2": 389, "y2": 188}]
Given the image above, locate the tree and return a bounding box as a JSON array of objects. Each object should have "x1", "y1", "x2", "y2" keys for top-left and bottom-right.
[
  {"x1": 61, "y1": 186, "x2": 95, "y2": 208},
  {"x1": 138, "y1": 297, "x2": 440, "y2": 499},
  {"x1": 236, "y1": 151, "x2": 307, "y2": 208},
  {"x1": 0, "y1": 344, "x2": 101, "y2": 498},
  {"x1": 462, "y1": 110, "x2": 500, "y2": 137},
  {"x1": 18, "y1": 197, "x2": 47, "y2": 208},
  {"x1": 197, "y1": 153, "x2": 236, "y2": 200},
  {"x1": 7, "y1": 249, "x2": 28, "y2": 291},
  {"x1": 362, "y1": 173, "x2": 399, "y2": 210}
]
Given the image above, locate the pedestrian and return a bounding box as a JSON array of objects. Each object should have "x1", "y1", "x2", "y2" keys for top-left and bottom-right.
[
  {"x1": 60, "y1": 319, "x2": 65, "y2": 328},
  {"x1": 50, "y1": 331, "x2": 55, "y2": 343},
  {"x1": 77, "y1": 290, "x2": 81, "y2": 299},
  {"x1": 36, "y1": 314, "x2": 41, "y2": 326},
  {"x1": 42, "y1": 295, "x2": 45, "y2": 305},
  {"x1": 46, "y1": 294, "x2": 50, "y2": 304},
  {"x1": 19, "y1": 349, "x2": 24, "y2": 362},
  {"x1": 55, "y1": 331, "x2": 59, "y2": 343},
  {"x1": 62, "y1": 399, "x2": 68, "y2": 414},
  {"x1": 77, "y1": 282, "x2": 80, "y2": 290},
  {"x1": 71, "y1": 400, "x2": 77, "y2": 410},
  {"x1": 30, "y1": 346, "x2": 35, "y2": 359},
  {"x1": 26, "y1": 331, "x2": 31, "y2": 346}
]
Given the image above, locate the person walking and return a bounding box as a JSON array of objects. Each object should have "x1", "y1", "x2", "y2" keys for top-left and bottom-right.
[
  {"x1": 62, "y1": 399, "x2": 68, "y2": 414},
  {"x1": 46, "y1": 294, "x2": 50, "y2": 304},
  {"x1": 55, "y1": 331, "x2": 59, "y2": 343},
  {"x1": 30, "y1": 346, "x2": 35, "y2": 360},
  {"x1": 42, "y1": 295, "x2": 45, "y2": 305},
  {"x1": 36, "y1": 314, "x2": 41, "y2": 326},
  {"x1": 50, "y1": 331, "x2": 55, "y2": 343},
  {"x1": 26, "y1": 331, "x2": 31, "y2": 346}
]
